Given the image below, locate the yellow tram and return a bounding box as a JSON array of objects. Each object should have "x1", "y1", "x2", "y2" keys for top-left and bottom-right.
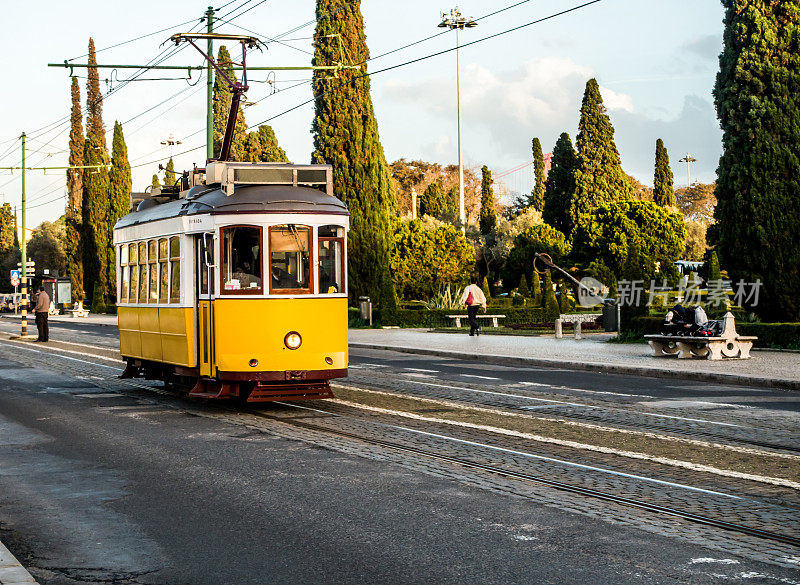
[{"x1": 112, "y1": 161, "x2": 349, "y2": 402}]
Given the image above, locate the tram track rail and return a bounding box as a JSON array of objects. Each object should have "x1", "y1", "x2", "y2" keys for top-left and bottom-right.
[
  {"x1": 2, "y1": 336, "x2": 799, "y2": 551},
  {"x1": 251, "y1": 401, "x2": 800, "y2": 549}
]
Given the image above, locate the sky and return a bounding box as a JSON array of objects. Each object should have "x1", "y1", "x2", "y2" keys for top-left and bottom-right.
[{"x1": 0, "y1": 0, "x2": 726, "y2": 230}]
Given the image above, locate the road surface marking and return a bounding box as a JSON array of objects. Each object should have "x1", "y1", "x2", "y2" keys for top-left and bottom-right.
[
  {"x1": 404, "y1": 368, "x2": 439, "y2": 373},
  {"x1": 461, "y1": 374, "x2": 501, "y2": 381}
]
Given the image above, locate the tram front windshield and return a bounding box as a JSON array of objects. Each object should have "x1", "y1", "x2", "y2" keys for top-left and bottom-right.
[{"x1": 270, "y1": 225, "x2": 310, "y2": 292}]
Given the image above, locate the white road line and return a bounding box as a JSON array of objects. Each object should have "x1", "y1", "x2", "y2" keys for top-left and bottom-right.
[
  {"x1": 639, "y1": 412, "x2": 744, "y2": 428},
  {"x1": 404, "y1": 368, "x2": 439, "y2": 373},
  {"x1": 402, "y1": 372, "x2": 434, "y2": 378},
  {"x1": 406, "y1": 380, "x2": 589, "y2": 407},
  {"x1": 73, "y1": 393, "x2": 124, "y2": 398},
  {"x1": 461, "y1": 374, "x2": 501, "y2": 381},
  {"x1": 0, "y1": 339, "x2": 122, "y2": 370},
  {"x1": 278, "y1": 401, "x2": 742, "y2": 499},
  {"x1": 519, "y1": 382, "x2": 551, "y2": 387}
]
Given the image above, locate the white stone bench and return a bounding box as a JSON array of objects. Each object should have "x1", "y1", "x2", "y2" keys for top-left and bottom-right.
[
  {"x1": 68, "y1": 302, "x2": 90, "y2": 318},
  {"x1": 555, "y1": 313, "x2": 601, "y2": 340},
  {"x1": 645, "y1": 312, "x2": 757, "y2": 360},
  {"x1": 446, "y1": 314, "x2": 506, "y2": 328}
]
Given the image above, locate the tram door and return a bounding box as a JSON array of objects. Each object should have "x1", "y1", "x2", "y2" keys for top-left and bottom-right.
[{"x1": 197, "y1": 232, "x2": 216, "y2": 377}]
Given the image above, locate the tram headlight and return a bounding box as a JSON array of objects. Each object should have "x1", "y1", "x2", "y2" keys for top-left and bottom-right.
[{"x1": 284, "y1": 331, "x2": 302, "y2": 350}]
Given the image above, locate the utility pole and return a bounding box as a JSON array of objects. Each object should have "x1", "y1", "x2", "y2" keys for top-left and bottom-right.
[
  {"x1": 1, "y1": 136, "x2": 108, "y2": 337},
  {"x1": 439, "y1": 7, "x2": 477, "y2": 232},
  {"x1": 678, "y1": 153, "x2": 697, "y2": 188},
  {"x1": 205, "y1": 5, "x2": 215, "y2": 161},
  {"x1": 160, "y1": 133, "x2": 183, "y2": 159},
  {"x1": 20, "y1": 133, "x2": 29, "y2": 338}
]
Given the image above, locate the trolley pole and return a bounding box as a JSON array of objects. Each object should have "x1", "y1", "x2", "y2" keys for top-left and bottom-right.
[
  {"x1": 206, "y1": 5, "x2": 215, "y2": 162},
  {"x1": 20, "y1": 132, "x2": 28, "y2": 338}
]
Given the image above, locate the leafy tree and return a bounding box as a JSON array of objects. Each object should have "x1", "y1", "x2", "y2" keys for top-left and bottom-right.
[
  {"x1": 479, "y1": 165, "x2": 496, "y2": 234},
  {"x1": 518, "y1": 273, "x2": 530, "y2": 297},
  {"x1": 420, "y1": 182, "x2": 446, "y2": 219},
  {"x1": 502, "y1": 224, "x2": 572, "y2": 290},
  {"x1": 151, "y1": 174, "x2": 160, "y2": 190},
  {"x1": 627, "y1": 173, "x2": 654, "y2": 201},
  {"x1": 66, "y1": 76, "x2": 84, "y2": 302},
  {"x1": 312, "y1": 0, "x2": 397, "y2": 310},
  {"x1": 532, "y1": 270, "x2": 542, "y2": 307},
  {"x1": 442, "y1": 185, "x2": 459, "y2": 225},
  {"x1": 714, "y1": 0, "x2": 800, "y2": 320},
  {"x1": 0, "y1": 204, "x2": 15, "y2": 254},
  {"x1": 684, "y1": 221, "x2": 707, "y2": 261},
  {"x1": 390, "y1": 159, "x2": 482, "y2": 221},
  {"x1": 163, "y1": 156, "x2": 176, "y2": 186},
  {"x1": 574, "y1": 200, "x2": 686, "y2": 282},
  {"x1": 257, "y1": 125, "x2": 289, "y2": 162},
  {"x1": 213, "y1": 45, "x2": 248, "y2": 160},
  {"x1": 82, "y1": 134, "x2": 110, "y2": 303},
  {"x1": 389, "y1": 219, "x2": 474, "y2": 300},
  {"x1": 86, "y1": 38, "x2": 106, "y2": 150},
  {"x1": 28, "y1": 220, "x2": 67, "y2": 275},
  {"x1": 471, "y1": 207, "x2": 542, "y2": 279},
  {"x1": 653, "y1": 138, "x2": 675, "y2": 207},
  {"x1": 543, "y1": 132, "x2": 578, "y2": 235},
  {"x1": 108, "y1": 122, "x2": 132, "y2": 298},
  {"x1": 676, "y1": 182, "x2": 716, "y2": 223},
  {"x1": 529, "y1": 137, "x2": 546, "y2": 211},
  {"x1": 542, "y1": 270, "x2": 560, "y2": 321},
  {"x1": 570, "y1": 78, "x2": 632, "y2": 235}
]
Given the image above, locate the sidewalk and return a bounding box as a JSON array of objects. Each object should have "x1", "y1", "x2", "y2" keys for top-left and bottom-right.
[
  {"x1": 0, "y1": 539, "x2": 38, "y2": 584},
  {"x1": 0, "y1": 313, "x2": 117, "y2": 327},
  {"x1": 349, "y1": 329, "x2": 800, "y2": 390}
]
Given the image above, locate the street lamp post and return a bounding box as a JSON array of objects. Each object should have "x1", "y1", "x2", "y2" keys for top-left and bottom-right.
[
  {"x1": 439, "y1": 6, "x2": 477, "y2": 231},
  {"x1": 161, "y1": 133, "x2": 182, "y2": 159},
  {"x1": 678, "y1": 153, "x2": 697, "y2": 188}
]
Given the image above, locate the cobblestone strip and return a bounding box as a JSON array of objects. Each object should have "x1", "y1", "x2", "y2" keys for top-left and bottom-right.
[
  {"x1": 0, "y1": 538, "x2": 39, "y2": 584},
  {"x1": 3, "y1": 341, "x2": 800, "y2": 570}
]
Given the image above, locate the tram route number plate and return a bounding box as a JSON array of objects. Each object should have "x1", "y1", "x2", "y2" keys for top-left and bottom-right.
[{"x1": 285, "y1": 370, "x2": 307, "y2": 381}]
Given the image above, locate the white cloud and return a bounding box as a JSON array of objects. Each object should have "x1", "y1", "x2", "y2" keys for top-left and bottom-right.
[{"x1": 599, "y1": 85, "x2": 635, "y2": 112}]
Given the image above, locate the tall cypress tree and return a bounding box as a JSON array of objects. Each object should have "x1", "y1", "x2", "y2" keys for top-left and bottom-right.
[
  {"x1": 312, "y1": 0, "x2": 396, "y2": 310},
  {"x1": 479, "y1": 165, "x2": 496, "y2": 234},
  {"x1": 66, "y1": 76, "x2": 84, "y2": 303},
  {"x1": 653, "y1": 138, "x2": 675, "y2": 207},
  {"x1": 257, "y1": 125, "x2": 289, "y2": 162},
  {"x1": 714, "y1": 0, "x2": 800, "y2": 321},
  {"x1": 213, "y1": 45, "x2": 248, "y2": 160},
  {"x1": 86, "y1": 38, "x2": 106, "y2": 150},
  {"x1": 570, "y1": 78, "x2": 632, "y2": 235},
  {"x1": 542, "y1": 270, "x2": 560, "y2": 321},
  {"x1": 529, "y1": 137, "x2": 546, "y2": 211},
  {"x1": 151, "y1": 174, "x2": 160, "y2": 189},
  {"x1": 543, "y1": 132, "x2": 578, "y2": 234},
  {"x1": 108, "y1": 122, "x2": 132, "y2": 299},
  {"x1": 82, "y1": 135, "x2": 110, "y2": 303},
  {"x1": 164, "y1": 157, "x2": 176, "y2": 186},
  {"x1": 242, "y1": 132, "x2": 261, "y2": 162}
]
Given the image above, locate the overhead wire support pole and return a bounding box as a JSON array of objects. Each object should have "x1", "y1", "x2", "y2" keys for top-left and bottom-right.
[
  {"x1": 20, "y1": 132, "x2": 29, "y2": 339},
  {"x1": 205, "y1": 6, "x2": 215, "y2": 162}
]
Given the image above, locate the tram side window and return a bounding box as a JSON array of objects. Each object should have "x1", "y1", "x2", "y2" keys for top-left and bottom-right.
[
  {"x1": 318, "y1": 225, "x2": 344, "y2": 294},
  {"x1": 148, "y1": 240, "x2": 158, "y2": 303},
  {"x1": 128, "y1": 243, "x2": 138, "y2": 303},
  {"x1": 221, "y1": 226, "x2": 262, "y2": 294},
  {"x1": 169, "y1": 237, "x2": 180, "y2": 303},
  {"x1": 270, "y1": 225, "x2": 311, "y2": 294},
  {"x1": 158, "y1": 238, "x2": 169, "y2": 303},
  {"x1": 120, "y1": 245, "x2": 129, "y2": 303},
  {"x1": 138, "y1": 242, "x2": 148, "y2": 303}
]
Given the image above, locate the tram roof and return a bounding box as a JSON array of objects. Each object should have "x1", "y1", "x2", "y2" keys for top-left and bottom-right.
[{"x1": 114, "y1": 184, "x2": 349, "y2": 230}]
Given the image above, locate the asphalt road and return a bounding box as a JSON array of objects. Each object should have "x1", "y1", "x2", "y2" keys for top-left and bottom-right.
[{"x1": 0, "y1": 322, "x2": 798, "y2": 584}]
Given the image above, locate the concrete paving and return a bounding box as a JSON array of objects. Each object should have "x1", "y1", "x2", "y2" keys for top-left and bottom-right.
[{"x1": 349, "y1": 329, "x2": 800, "y2": 389}]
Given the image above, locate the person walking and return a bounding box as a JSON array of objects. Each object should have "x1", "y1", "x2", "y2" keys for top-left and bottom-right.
[
  {"x1": 34, "y1": 286, "x2": 50, "y2": 342},
  {"x1": 461, "y1": 275, "x2": 487, "y2": 336}
]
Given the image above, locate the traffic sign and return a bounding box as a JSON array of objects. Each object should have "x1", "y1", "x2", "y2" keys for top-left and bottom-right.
[
  {"x1": 10, "y1": 270, "x2": 20, "y2": 281},
  {"x1": 10, "y1": 277, "x2": 19, "y2": 287}
]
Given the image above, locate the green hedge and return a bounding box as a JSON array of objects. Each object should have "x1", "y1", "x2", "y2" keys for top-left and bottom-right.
[{"x1": 625, "y1": 316, "x2": 800, "y2": 349}]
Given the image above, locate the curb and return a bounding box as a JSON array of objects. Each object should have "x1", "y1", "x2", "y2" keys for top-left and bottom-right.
[
  {"x1": 349, "y1": 342, "x2": 800, "y2": 392},
  {"x1": 0, "y1": 314, "x2": 117, "y2": 328},
  {"x1": 0, "y1": 539, "x2": 39, "y2": 584}
]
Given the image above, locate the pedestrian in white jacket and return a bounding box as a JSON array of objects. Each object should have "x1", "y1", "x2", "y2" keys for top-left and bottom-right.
[{"x1": 461, "y1": 276, "x2": 487, "y2": 336}]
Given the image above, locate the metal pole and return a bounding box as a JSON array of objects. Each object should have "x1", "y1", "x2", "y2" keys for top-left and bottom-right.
[
  {"x1": 456, "y1": 26, "x2": 465, "y2": 232},
  {"x1": 686, "y1": 154, "x2": 691, "y2": 187},
  {"x1": 20, "y1": 133, "x2": 27, "y2": 338},
  {"x1": 206, "y1": 6, "x2": 215, "y2": 162}
]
